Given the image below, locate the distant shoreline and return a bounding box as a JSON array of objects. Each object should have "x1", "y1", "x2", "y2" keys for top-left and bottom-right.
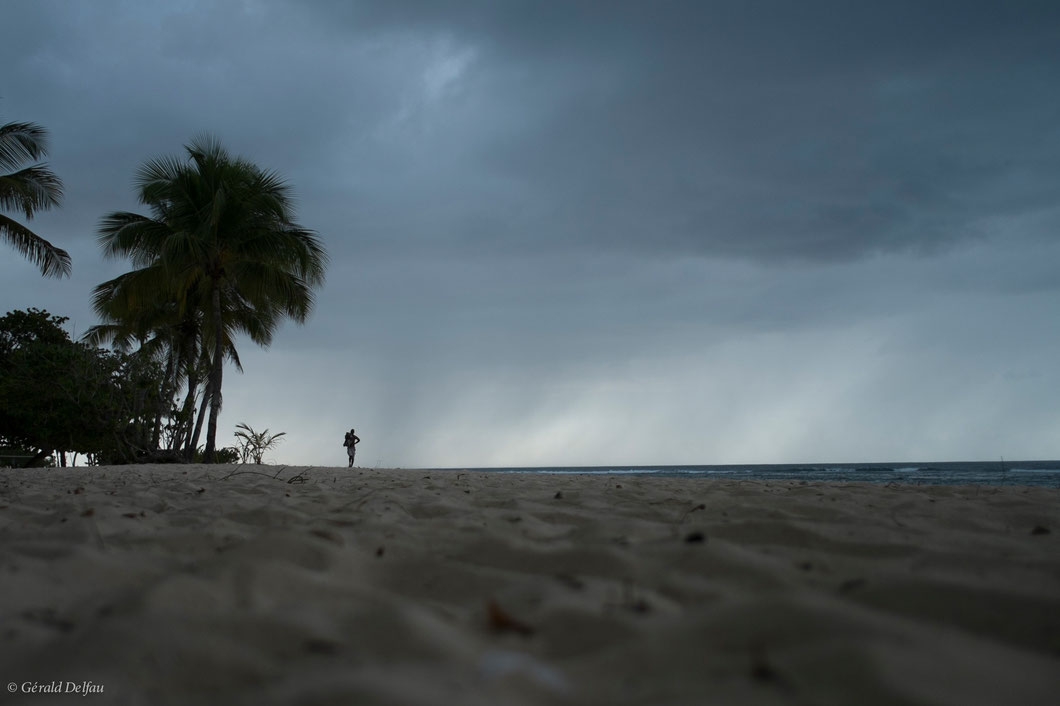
[
  {"x1": 418, "y1": 460, "x2": 1060, "y2": 488},
  {"x1": 7, "y1": 459, "x2": 1060, "y2": 487}
]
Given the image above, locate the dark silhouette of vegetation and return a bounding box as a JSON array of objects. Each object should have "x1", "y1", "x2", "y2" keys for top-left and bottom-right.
[
  {"x1": 92, "y1": 135, "x2": 327, "y2": 462},
  {"x1": 0, "y1": 120, "x2": 70, "y2": 277},
  {"x1": 0, "y1": 309, "x2": 165, "y2": 466},
  {"x1": 84, "y1": 296, "x2": 206, "y2": 458},
  {"x1": 0, "y1": 134, "x2": 323, "y2": 467}
]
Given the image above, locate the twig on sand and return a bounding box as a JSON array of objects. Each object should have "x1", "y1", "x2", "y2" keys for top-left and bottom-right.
[
  {"x1": 218, "y1": 470, "x2": 282, "y2": 481},
  {"x1": 678, "y1": 503, "x2": 706, "y2": 524},
  {"x1": 82, "y1": 512, "x2": 107, "y2": 551},
  {"x1": 329, "y1": 489, "x2": 378, "y2": 512},
  {"x1": 217, "y1": 465, "x2": 308, "y2": 484},
  {"x1": 487, "y1": 599, "x2": 535, "y2": 637},
  {"x1": 218, "y1": 464, "x2": 248, "y2": 480}
]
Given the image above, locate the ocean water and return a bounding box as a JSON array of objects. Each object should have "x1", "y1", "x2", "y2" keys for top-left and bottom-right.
[{"x1": 440, "y1": 461, "x2": 1060, "y2": 487}]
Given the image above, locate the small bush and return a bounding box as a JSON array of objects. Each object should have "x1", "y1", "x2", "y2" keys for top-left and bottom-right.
[{"x1": 233, "y1": 423, "x2": 286, "y2": 464}]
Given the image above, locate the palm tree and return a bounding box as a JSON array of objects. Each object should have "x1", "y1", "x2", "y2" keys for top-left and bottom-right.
[
  {"x1": 84, "y1": 274, "x2": 203, "y2": 455},
  {"x1": 96, "y1": 134, "x2": 327, "y2": 462},
  {"x1": 87, "y1": 267, "x2": 268, "y2": 459},
  {"x1": 0, "y1": 121, "x2": 70, "y2": 277}
]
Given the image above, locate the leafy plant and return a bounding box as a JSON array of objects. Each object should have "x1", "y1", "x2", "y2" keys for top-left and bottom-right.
[
  {"x1": 233, "y1": 422, "x2": 286, "y2": 464},
  {"x1": 190, "y1": 445, "x2": 240, "y2": 464},
  {"x1": 214, "y1": 446, "x2": 241, "y2": 464}
]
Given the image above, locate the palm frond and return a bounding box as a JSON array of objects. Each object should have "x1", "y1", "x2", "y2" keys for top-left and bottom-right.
[
  {"x1": 82, "y1": 323, "x2": 140, "y2": 351},
  {"x1": 97, "y1": 212, "x2": 173, "y2": 265},
  {"x1": 186, "y1": 133, "x2": 229, "y2": 169},
  {"x1": 0, "y1": 121, "x2": 48, "y2": 171},
  {"x1": 0, "y1": 213, "x2": 72, "y2": 277},
  {"x1": 135, "y1": 155, "x2": 187, "y2": 210},
  {"x1": 0, "y1": 165, "x2": 64, "y2": 217},
  {"x1": 90, "y1": 265, "x2": 175, "y2": 321}
]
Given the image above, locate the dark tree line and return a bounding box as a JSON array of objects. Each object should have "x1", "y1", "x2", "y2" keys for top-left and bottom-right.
[{"x1": 0, "y1": 309, "x2": 169, "y2": 466}]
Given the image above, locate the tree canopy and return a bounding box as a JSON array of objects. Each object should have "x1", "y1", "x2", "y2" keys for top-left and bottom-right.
[
  {"x1": 0, "y1": 308, "x2": 163, "y2": 465},
  {"x1": 93, "y1": 135, "x2": 327, "y2": 461}
]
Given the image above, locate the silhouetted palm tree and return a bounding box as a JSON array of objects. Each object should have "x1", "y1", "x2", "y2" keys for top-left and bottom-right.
[
  {"x1": 0, "y1": 121, "x2": 70, "y2": 277},
  {"x1": 88, "y1": 267, "x2": 273, "y2": 459},
  {"x1": 85, "y1": 276, "x2": 203, "y2": 454},
  {"x1": 96, "y1": 135, "x2": 327, "y2": 461}
]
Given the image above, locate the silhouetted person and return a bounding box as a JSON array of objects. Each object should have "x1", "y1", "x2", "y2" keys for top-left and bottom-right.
[{"x1": 343, "y1": 428, "x2": 360, "y2": 468}]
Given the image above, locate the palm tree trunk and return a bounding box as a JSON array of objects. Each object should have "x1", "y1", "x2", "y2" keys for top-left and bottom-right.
[
  {"x1": 131, "y1": 387, "x2": 148, "y2": 454},
  {"x1": 203, "y1": 286, "x2": 225, "y2": 463},
  {"x1": 188, "y1": 378, "x2": 210, "y2": 459},
  {"x1": 177, "y1": 374, "x2": 198, "y2": 452},
  {"x1": 152, "y1": 350, "x2": 176, "y2": 450},
  {"x1": 179, "y1": 335, "x2": 203, "y2": 454}
]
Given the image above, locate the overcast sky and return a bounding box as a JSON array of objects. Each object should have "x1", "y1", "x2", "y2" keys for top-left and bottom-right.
[{"x1": 2, "y1": 0, "x2": 1059, "y2": 467}]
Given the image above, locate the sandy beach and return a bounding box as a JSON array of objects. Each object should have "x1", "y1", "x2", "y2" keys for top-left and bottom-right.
[{"x1": 1, "y1": 465, "x2": 1057, "y2": 705}]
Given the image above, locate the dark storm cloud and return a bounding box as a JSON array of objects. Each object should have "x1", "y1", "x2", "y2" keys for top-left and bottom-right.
[
  {"x1": 3, "y1": 1, "x2": 1059, "y2": 465},
  {"x1": 11, "y1": 0, "x2": 1055, "y2": 265},
  {"x1": 305, "y1": 0, "x2": 1060, "y2": 262},
  {"x1": 2, "y1": 1, "x2": 416, "y2": 246}
]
